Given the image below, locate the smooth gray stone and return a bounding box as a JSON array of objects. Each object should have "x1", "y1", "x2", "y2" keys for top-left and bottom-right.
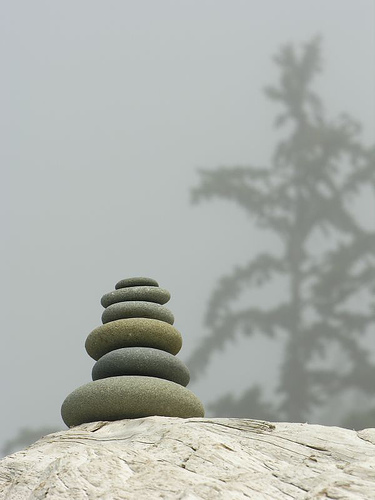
[
  {"x1": 115, "y1": 277, "x2": 159, "y2": 289},
  {"x1": 61, "y1": 376, "x2": 205, "y2": 426},
  {"x1": 85, "y1": 318, "x2": 183, "y2": 360},
  {"x1": 102, "y1": 301, "x2": 174, "y2": 325},
  {"x1": 92, "y1": 347, "x2": 190, "y2": 387},
  {"x1": 101, "y1": 286, "x2": 171, "y2": 308}
]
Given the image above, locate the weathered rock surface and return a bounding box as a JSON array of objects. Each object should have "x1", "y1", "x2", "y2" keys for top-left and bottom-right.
[{"x1": 1, "y1": 417, "x2": 374, "y2": 499}]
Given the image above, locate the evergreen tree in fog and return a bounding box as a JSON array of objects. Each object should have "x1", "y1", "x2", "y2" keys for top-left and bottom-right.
[{"x1": 189, "y1": 38, "x2": 375, "y2": 426}]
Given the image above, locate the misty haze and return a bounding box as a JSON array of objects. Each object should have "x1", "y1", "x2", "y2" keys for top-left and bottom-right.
[{"x1": 1, "y1": 1, "x2": 374, "y2": 455}]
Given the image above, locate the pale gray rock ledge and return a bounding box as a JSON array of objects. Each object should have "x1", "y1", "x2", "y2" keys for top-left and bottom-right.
[{"x1": 0, "y1": 416, "x2": 374, "y2": 500}]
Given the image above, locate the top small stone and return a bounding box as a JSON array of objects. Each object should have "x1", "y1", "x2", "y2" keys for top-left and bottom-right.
[{"x1": 115, "y1": 277, "x2": 159, "y2": 289}]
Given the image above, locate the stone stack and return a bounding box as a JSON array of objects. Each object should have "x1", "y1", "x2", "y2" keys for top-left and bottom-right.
[{"x1": 61, "y1": 277, "x2": 204, "y2": 427}]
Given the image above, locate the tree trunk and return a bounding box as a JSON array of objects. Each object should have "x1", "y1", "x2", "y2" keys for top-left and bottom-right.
[{"x1": 1, "y1": 416, "x2": 374, "y2": 499}]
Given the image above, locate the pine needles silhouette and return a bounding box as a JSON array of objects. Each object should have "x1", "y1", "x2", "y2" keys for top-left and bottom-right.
[{"x1": 189, "y1": 38, "x2": 375, "y2": 426}]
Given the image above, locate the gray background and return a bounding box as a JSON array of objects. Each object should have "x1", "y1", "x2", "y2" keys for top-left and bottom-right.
[{"x1": 1, "y1": 0, "x2": 374, "y2": 451}]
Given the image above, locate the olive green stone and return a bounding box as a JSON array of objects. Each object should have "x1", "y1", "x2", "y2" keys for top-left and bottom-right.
[
  {"x1": 61, "y1": 376, "x2": 205, "y2": 427},
  {"x1": 115, "y1": 277, "x2": 159, "y2": 289},
  {"x1": 101, "y1": 301, "x2": 174, "y2": 325},
  {"x1": 85, "y1": 318, "x2": 182, "y2": 360},
  {"x1": 101, "y1": 286, "x2": 171, "y2": 308}
]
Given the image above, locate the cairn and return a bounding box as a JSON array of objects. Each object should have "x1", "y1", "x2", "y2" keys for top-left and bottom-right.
[{"x1": 61, "y1": 277, "x2": 204, "y2": 427}]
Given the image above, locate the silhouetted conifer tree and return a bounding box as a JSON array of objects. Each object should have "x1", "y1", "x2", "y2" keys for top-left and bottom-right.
[{"x1": 189, "y1": 38, "x2": 375, "y2": 426}]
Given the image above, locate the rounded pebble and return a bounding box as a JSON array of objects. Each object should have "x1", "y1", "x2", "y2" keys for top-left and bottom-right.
[
  {"x1": 92, "y1": 347, "x2": 190, "y2": 386},
  {"x1": 85, "y1": 318, "x2": 182, "y2": 360},
  {"x1": 101, "y1": 301, "x2": 174, "y2": 325},
  {"x1": 101, "y1": 286, "x2": 170, "y2": 308},
  {"x1": 61, "y1": 376, "x2": 205, "y2": 426},
  {"x1": 115, "y1": 277, "x2": 159, "y2": 289}
]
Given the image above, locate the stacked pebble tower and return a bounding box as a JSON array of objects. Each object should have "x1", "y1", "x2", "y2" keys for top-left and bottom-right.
[{"x1": 61, "y1": 277, "x2": 204, "y2": 427}]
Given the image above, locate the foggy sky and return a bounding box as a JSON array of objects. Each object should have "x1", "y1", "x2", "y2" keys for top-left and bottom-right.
[{"x1": 1, "y1": 0, "x2": 374, "y2": 451}]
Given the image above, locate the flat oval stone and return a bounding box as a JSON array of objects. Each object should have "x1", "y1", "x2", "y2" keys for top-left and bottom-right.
[
  {"x1": 92, "y1": 347, "x2": 190, "y2": 387},
  {"x1": 61, "y1": 376, "x2": 205, "y2": 427},
  {"x1": 101, "y1": 301, "x2": 174, "y2": 325},
  {"x1": 101, "y1": 286, "x2": 171, "y2": 308},
  {"x1": 115, "y1": 277, "x2": 159, "y2": 289},
  {"x1": 85, "y1": 318, "x2": 182, "y2": 360}
]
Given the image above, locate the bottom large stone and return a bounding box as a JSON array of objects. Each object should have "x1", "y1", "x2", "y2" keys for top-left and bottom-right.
[{"x1": 61, "y1": 376, "x2": 204, "y2": 427}]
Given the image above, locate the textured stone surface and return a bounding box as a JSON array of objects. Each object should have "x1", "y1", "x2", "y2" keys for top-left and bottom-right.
[
  {"x1": 102, "y1": 301, "x2": 174, "y2": 325},
  {"x1": 101, "y1": 286, "x2": 171, "y2": 308},
  {"x1": 92, "y1": 347, "x2": 190, "y2": 386},
  {"x1": 61, "y1": 376, "x2": 204, "y2": 426},
  {"x1": 115, "y1": 277, "x2": 159, "y2": 289},
  {"x1": 85, "y1": 318, "x2": 182, "y2": 360},
  {"x1": 2, "y1": 417, "x2": 375, "y2": 500}
]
